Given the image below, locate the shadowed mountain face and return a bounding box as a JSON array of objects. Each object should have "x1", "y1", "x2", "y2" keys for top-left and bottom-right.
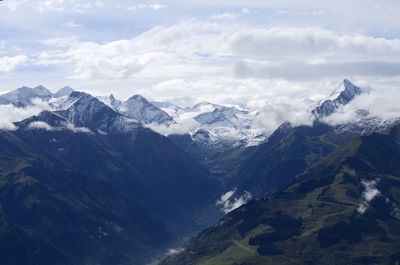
[
  {"x1": 0, "y1": 93, "x2": 222, "y2": 265},
  {"x1": 233, "y1": 121, "x2": 357, "y2": 197},
  {"x1": 161, "y1": 124, "x2": 400, "y2": 265},
  {"x1": 0, "y1": 80, "x2": 398, "y2": 265}
]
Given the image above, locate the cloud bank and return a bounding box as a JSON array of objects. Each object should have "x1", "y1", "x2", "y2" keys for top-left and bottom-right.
[
  {"x1": 1, "y1": 1, "x2": 400, "y2": 136},
  {"x1": 30, "y1": 23, "x2": 400, "y2": 84},
  {"x1": 0, "y1": 55, "x2": 28, "y2": 74},
  {"x1": 0, "y1": 99, "x2": 51, "y2": 130}
]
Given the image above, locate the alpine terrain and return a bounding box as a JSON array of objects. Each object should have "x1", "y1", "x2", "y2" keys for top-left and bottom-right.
[{"x1": 0, "y1": 79, "x2": 398, "y2": 265}]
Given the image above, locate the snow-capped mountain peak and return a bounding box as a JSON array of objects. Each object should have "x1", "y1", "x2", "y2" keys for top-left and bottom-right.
[
  {"x1": 335, "y1": 79, "x2": 363, "y2": 104},
  {"x1": 313, "y1": 79, "x2": 364, "y2": 118},
  {"x1": 121, "y1": 94, "x2": 174, "y2": 125},
  {"x1": 97, "y1": 94, "x2": 123, "y2": 110},
  {"x1": 56, "y1": 91, "x2": 139, "y2": 133},
  {"x1": 96, "y1": 94, "x2": 174, "y2": 125}
]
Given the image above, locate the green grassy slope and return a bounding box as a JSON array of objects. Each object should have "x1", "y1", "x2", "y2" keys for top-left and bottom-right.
[{"x1": 162, "y1": 126, "x2": 400, "y2": 265}]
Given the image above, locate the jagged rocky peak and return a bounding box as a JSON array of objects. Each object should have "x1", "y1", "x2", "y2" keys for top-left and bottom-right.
[
  {"x1": 122, "y1": 94, "x2": 174, "y2": 125},
  {"x1": 336, "y1": 79, "x2": 363, "y2": 104},
  {"x1": 54, "y1": 86, "x2": 75, "y2": 98},
  {"x1": 97, "y1": 94, "x2": 122, "y2": 110},
  {"x1": 66, "y1": 91, "x2": 113, "y2": 111},
  {"x1": 313, "y1": 79, "x2": 364, "y2": 118},
  {"x1": 97, "y1": 93, "x2": 174, "y2": 125},
  {"x1": 97, "y1": 93, "x2": 115, "y2": 102},
  {"x1": 59, "y1": 91, "x2": 112, "y2": 115},
  {"x1": 57, "y1": 91, "x2": 132, "y2": 132},
  {"x1": 107, "y1": 94, "x2": 121, "y2": 107}
]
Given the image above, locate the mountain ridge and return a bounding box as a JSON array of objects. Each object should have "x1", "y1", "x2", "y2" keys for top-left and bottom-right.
[{"x1": 161, "y1": 123, "x2": 400, "y2": 265}]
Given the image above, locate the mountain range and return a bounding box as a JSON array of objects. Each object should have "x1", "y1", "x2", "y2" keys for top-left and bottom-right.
[
  {"x1": 0, "y1": 87, "x2": 223, "y2": 265},
  {"x1": 160, "y1": 80, "x2": 400, "y2": 265},
  {"x1": 0, "y1": 79, "x2": 399, "y2": 265}
]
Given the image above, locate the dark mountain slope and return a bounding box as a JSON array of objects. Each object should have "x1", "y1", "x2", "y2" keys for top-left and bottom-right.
[
  {"x1": 162, "y1": 125, "x2": 400, "y2": 265},
  {"x1": 0, "y1": 96, "x2": 222, "y2": 265},
  {"x1": 235, "y1": 121, "x2": 351, "y2": 197}
]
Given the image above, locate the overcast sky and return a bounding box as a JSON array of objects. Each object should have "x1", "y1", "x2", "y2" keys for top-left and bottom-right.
[{"x1": 1, "y1": 0, "x2": 399, "y2": 107}]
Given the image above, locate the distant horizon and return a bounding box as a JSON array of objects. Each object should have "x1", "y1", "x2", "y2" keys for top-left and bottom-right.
[
  {"x1": 1, "y1": 0, "x2": 400, "y2": 107},
  {"x1": 0, "y1": 77, "x2": 364, "y2": 108}
]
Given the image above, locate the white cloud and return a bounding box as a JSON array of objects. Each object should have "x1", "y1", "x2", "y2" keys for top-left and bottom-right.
[
  {"x1": 50, "y1": 40, "x2": 154, "y2": 79},
  {"x1": 1, "y1": 7, "x2": 400, "y2": 128},
  {"x1": 166, "y1": 248, "x2": 184, "y2": 256},
  {"x1": 145, "y1": 119, "x2": 200, "y2": 136},
  {"x1": 210, "y1": 12, "x2": 237, "y2": 20},
  {"x1": 41, "y1": 36, "x2": 80, "y2": 47},
  {"x1": 25, "y1": 121, "x2": 92, "y2": 133},
  {"x1": 392, "y1": 205, "x2": 400, "y2": 220},
  {"x1": 148, "y1": 4, "x2": 165, "y2": 10},
  {"x1": 241, "y1": 8, "x2": 251, "y2": 14},
  {"x1": 62, "y1": 20, "x2": 84, "y2": 28},
  {"x1": 0, "y1": 55, "x2": 28, "y2": 74},
  {"x1": 29, "y1": 21, "x2": 400, "y2": 87},
  {"x1": 6, "y1": 0, "x2": 28, "y2": 11},
  {"x1": 38, "y1": 0, "x2": 67, "y2": 12},
  {"x1": 27, "y1": 121, "x2": 55, "y2": 131},
  {"x1": 216, "y1": 189, "x2": 252, "y2": 214},
  {"x1": 357, "y1": 179, "x2": 381, "y2": 214},
  {"x1": 228, "y1": 27, "x2": 400, "y2": 59},
  {"x1": 37, "y1": 0, "x2": 104, "y2": 13},
  {"x1": 277, "y1": 9, "x2": 325, "y2": 16},
  {"x1": 0, "y1": 97, "x2": 91, "y2": 133},
  {"x1": 65, "y1": 123, "x2": 91, "y2": 133},
  {"x1": 0, "y1": 100, "x2": 51, "y2": 130},
  {"x1": 252, "y1": 99, "x2": 315, "y2": 135},
  {"x1": 127, "y1": 3, "x2": 165, "y2": 11}
]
